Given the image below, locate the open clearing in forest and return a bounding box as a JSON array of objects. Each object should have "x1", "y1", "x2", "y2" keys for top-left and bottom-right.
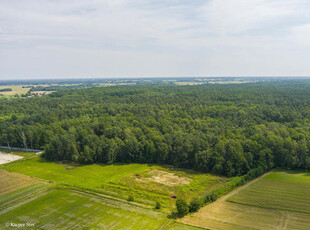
[
  {"x1": 0, "y1": 85, "x2": 51, "y2": 96},
  {"x1": 0, "y1": 85, "x2": 30, "y2": 96},
  {"x1": 181, "y1": 171, "x2": 310, "y2": 230},
  {"x1": 1, "y1": 158, "x2": 231, "y2": 210}
]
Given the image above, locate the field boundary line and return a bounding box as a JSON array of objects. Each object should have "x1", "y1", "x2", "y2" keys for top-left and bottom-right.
[
  {"x1": 60, "y1": 187, "x2": 157, "y2": 211},
  {"x1": 0, "y1": 188, "x2": 52, "y2": 216},
  {"x1": 227, "y1": 199, "x2": 310, "y2": 216},
  {"x1": 0, "y1": 169, "x2": 51, "y2": 184},
  {"x1": 0, "y1": 184, "x2": 53, "y2": 210},
  {"x1": 178, "y1": 172, "x2": 272, "y2": 229},
  {"x1": 216, "y1": 171, "x2": 272, "y2": 203},
  {"x1": 0, "y1": 155, "x2": 39, "y2": 167},
  {"x1": 159, "y1": 219, "x2": 173, "y2": 230}
]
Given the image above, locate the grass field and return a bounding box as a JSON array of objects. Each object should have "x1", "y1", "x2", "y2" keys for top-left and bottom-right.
[
  {"x1": 1, "y1": 157, "x2": 229, "y2": 209},
  {"x1": 0, "y1": 186, "x2": 202, "y2": 229},
  {"x1": 0, "y1": 85, "x2": 29, "y2": 96},
  {"x1": 228, "y1": 177, "x2": 310, "y2": 214},
  {"x1": 0, "y1": 85, "x2": 53, "y2": 97},
  {"x1": 181, "y1": 171, "x2": 310, "y2": 230},
  {"x1": 1, "y1": 158, "x2": 153, "y2": 189},
  {"x1": 0, "y1": 189, "x2": 168, "y2": 229},
  {"x1": 0, "y1": 169, "x2": 41, "y2": 196},
  {"x1": 0, "y1": 165, "x2": 204, "y2": 229},
  {"x1": 264, "y1": 170, "x2": 310, "y2": 184}
]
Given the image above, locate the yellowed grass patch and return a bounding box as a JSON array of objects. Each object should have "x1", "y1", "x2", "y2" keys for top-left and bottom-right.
[
  {"x1": 0, "y1": 169, "x2": 39, "y2": 196},
  {"x1": 139, "y1": 169, "x2": 192, "y2": 186}
]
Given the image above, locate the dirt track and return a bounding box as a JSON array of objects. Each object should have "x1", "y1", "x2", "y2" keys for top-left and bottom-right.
[
  {"x1": 211, "y1": 172, "x2": 271, "y2": 203},
  {"x1": 180, "y1": 172, "x2": 272, "y2": 229}
]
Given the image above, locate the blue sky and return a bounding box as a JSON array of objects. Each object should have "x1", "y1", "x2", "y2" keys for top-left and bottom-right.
[{"x1": 1, "y1": 0, "x2": 310, "y2": 79}]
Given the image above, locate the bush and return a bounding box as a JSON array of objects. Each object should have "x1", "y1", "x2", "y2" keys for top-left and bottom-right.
[
  {"x1": 127, "y1": 195, "x2": 134, "y2": 202},
  {"x1": 189, "y1": 197, "x2": 201, "y2": 213},
  {"x1": 176, "y1": 198, "x2": 189, "y2": 217},
  {"x1": 155, "y1": 201, "x2": 161, "y2": 209}
]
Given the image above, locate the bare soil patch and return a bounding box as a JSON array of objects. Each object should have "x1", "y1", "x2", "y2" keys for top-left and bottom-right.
[
  {"x1": 0, "y1": 152, "x2": 23, "y2": 165},
  {"x1": 139, "y1": 169, "x2": 192, "y2": 186}
]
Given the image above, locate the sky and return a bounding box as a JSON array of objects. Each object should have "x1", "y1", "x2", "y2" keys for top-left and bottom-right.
[{"x1": 1, "y1": 0, "x2": 310, "y2": 79}]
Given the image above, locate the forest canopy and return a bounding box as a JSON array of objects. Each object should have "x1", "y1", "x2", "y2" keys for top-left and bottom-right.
[{"x1": 1, "y1": 81, "x2": 310, "y2": 177}]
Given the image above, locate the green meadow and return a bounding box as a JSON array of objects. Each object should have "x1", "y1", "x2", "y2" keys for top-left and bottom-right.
[
  {"x1": 0, "y1": 168, "x2": 203, "y2": 230},
  {"x1": 264, "y1": 170, "x2": 310, "y2": 184},
  {"x1": 0, "y1": 189, "x2": 168, "y2": 229},
  {"x1": 2, "y1": 157, "x2": 150, "y2": 188},
  {"x1": 2, "y1": 157, "x2": 229, "y2": 209}
]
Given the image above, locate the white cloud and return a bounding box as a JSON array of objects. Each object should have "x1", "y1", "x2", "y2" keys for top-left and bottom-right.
[
  {"x1": 201, "y1": 0, "x2": 294, "y2": 35},
  {"x1": 0, "y1": 0, "x2": 310, "y2": 78}
]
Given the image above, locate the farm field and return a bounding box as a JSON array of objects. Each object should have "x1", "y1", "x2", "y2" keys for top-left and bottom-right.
[
  {"x1": 0, "y1": 169, "x2": 42, "y2": 196},
  {"x1": 1, "y1": 157, "x2": 230, "y2": 210},
  {"x1": 0, "y1": 161, "x2": 204, "y2": 229},
  {"x1": 228, "y1": 173, "x2": 310, "y2": 214},
  {"x1": 0, "y1": 85, "x2": 29, "y2": 96},
  {"x1": 0, "y1": 169, "x2": 51, "y2": 216},
  {"x1": 0, "y1": 85, "x2": 55, "y2": 97},
  {"x1": 0, "y1": 177, "x2": 202, "y2": 229},
  {"x1": 181, "y1": 171, "x2": 310, "y2": 230},
  {"x1": 0, "y1": 189, "x2": 169, "y2": 229}
]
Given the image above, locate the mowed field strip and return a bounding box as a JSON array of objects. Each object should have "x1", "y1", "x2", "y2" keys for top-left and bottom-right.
[
  {"x1": 0, "y1": 189, "x2": 169, "y2": 229},
  {"x1": 0, "y1": 187, "x2": 203, "y2": 230},
  {"x1": 0, "y1": 169, "x2": 51, "y2": 209},
  {"x1": 181, "y1": 171, "x2": 310, "y2": 230},
  {"x1": 0, "y1": 169, "x2": 42, "y2": 196}
]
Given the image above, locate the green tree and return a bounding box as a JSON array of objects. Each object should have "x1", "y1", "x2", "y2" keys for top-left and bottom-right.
[{"x1": 176, "y1": 199, "x2": 189, "y2": 217}]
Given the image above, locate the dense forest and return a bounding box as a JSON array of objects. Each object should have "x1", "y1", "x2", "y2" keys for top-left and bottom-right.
[{"x1": 1, "y1": 81, "x2": 310, "y2": 176}]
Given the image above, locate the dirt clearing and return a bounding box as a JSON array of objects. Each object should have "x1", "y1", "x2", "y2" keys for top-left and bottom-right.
[
  {"x1": 139, "y1": 169, "x2": 192, "y2": 186},
  {"x1": 0, "y1": 152, "x2": 23, "y2": 165}
]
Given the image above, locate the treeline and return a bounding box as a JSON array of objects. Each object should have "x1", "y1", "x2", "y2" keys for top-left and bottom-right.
[
  {"x1": 1, "y1": 82, "x2": 310, "y2": 176},
  {"x1": 0, "y1": 88, "x2": 12, "y2": 92},
  {"x1": 29, "y1": 84, "x2": 92, "y2": 92},
  {"x1": 176, "y1": 166, "x2": 266, "y2": 216}
]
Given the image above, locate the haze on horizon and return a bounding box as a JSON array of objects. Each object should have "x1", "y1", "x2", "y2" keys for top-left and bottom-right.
[{"x1": 1, "y1": 0, "x2": 310, "y2": 80}]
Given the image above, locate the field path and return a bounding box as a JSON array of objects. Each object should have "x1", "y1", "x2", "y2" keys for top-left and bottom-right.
[
  {"x1": 180, "y1": 172, "x2": 271, "y2": 229},
  {"x1": 213, "y1": 171, "x2": 271, "y2": 204},
  {"x1": 159, "y1": 219, "x2": 173, "y2": 230}
]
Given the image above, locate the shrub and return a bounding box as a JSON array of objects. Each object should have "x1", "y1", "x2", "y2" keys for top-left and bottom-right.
[
  {"x1": 189, "y1": 197, "x2": 201, "y2": 213},
  {"x1": 127, "y1": 195, "x2": 134, "y2": 202},
  {"x1": 155, "y1": 201, "x2": 161, "y2": 209},
  {"x1": 176, "y1": 199, "x2": 189, "y2": 217}
]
